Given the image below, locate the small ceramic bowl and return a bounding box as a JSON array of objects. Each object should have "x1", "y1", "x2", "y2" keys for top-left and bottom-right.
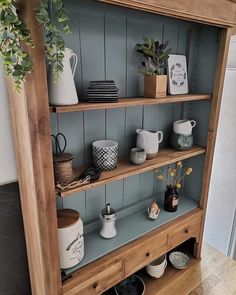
[
  {"x1": 146, "y1": 254, "x2": 167, "y2": 278},
  {"x1": 114, "y1": 274, "x2": 145, "y2": 295},
  {"x1": 169, "y1": 251, "x2": 190, "y2": 269}
]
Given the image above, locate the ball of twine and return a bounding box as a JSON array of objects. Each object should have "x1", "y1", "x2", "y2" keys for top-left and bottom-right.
[{"x1": 53, "y1": 153, "x2": 75, "y2": 185}]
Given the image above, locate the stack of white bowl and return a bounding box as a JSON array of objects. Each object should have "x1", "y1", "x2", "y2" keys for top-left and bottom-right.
[{"x1": 146, "y1": 254, "x2": 167, "y2": 278}]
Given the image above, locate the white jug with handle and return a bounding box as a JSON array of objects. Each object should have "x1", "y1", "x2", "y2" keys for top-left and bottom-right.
[
  {"x1": 48, "y1": 48, "x2": 79, "y2": 106},
  {"x1": 136, "y1": 129, "x2": 163, "y2": 159}
]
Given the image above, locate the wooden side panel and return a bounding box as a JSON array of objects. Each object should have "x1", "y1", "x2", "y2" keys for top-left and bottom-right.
[
  {"x1": 196, "y1": 28, "x2": 234, "y2": 257},
  {"x1": 99, "y1": 0, "x2": 236, "y2": 27},
  {"x1": 6, "y1": 1, "x2": 61, "y2": 294}
]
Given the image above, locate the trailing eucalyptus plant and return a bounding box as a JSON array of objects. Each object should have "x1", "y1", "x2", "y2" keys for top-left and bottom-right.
[
  {"x1": 0, "y1": 0, "x2": 34, "y2": 92},
  {"x1": 36, "y1": 0, "x2": 71, "y2": 81},
  {"x1": 136, "y1": 37, "x2": 171, "y2": 76},
  {"x1": 0, "y1": 0, "x2": 71, "y2": 92}
]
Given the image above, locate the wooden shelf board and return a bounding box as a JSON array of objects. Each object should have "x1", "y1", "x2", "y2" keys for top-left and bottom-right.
[
  {"x1": 50, "y1": 94, "x2": 212, "y2": 113},
  {"x1": 63, "y1": 197, "x2": 199, "y2": 276},
  {"x1": 57, "y1": 146, "x2": 206, "y2": 197},
  {"x1": 104, "y1": 257, "x2": 199, "y2": 295},
  {"x1": 138, "y1": 258, "x2": 199, "y2": 295}
]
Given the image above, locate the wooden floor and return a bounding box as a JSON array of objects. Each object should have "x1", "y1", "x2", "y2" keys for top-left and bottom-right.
[{"x1": 144, "y1": 243, "x2": 236, "y2": 295}]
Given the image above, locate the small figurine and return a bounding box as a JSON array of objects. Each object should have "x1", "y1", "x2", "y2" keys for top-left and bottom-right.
[{"x1": 148, "y1": 201, "x2": 160, "y2": 220}]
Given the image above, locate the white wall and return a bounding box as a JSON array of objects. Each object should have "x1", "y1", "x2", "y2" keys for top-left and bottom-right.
[
  {"x1": 0, "y1": 64, "x2": 17, "y2": 184},
  {"x1": 204, "y1": 35, "x2": 236, "y2": 255}
]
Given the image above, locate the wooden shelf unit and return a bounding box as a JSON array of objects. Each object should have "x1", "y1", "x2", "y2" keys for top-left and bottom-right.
[
  {"x1": 50, "y1": 94, "x2": 212, "y2": 113},
  {"x1": 6, "y1": 0, "x2": 235, "y2": 294},
  {"x1": 57, "y1": 146, "x2": 206, "y2": 197}
]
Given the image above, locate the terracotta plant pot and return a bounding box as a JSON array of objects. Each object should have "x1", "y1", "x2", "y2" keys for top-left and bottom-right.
[{"x1": 144, "y1": 75, "x2": 167, "y2": 98}]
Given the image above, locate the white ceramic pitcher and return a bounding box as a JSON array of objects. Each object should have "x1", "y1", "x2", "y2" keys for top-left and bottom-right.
[
  {"x1": 48, "y1": 48, "x2": 79, "y2": 105},
  {"x1": 136, "y1": 129, "x2": 163, "y2": 159}
]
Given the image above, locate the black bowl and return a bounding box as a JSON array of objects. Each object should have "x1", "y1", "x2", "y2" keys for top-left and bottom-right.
[{"x1": 114, "y1": 274, "x2": 145, "y2": 295}]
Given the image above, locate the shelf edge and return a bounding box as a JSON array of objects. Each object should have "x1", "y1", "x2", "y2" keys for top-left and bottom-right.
[{"x1": 57, "y1": 147, "x2": 206, "y2": 197}]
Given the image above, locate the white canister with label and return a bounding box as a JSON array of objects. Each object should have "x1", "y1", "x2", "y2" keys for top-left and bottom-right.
[{"x1": 57, "y1": 209, "x2": 84, "y2": 269}]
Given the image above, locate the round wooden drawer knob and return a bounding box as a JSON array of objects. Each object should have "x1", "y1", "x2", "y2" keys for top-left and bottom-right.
[{"x1": 93, "y1": 282, "x2": 102, "y2": 292}]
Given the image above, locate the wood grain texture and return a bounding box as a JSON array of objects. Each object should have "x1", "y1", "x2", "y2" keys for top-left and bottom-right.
[
  {"x1": 6, "y1": 1, "x2": 61, "y2": 294},
  {"x1": 57, "y1": 146, "x2": 206, "y2": 197},
  {"x1": 62, "y1": 209, "x2": 203, "y2": 295},
  {"x1": 196, "y1": 28, "x2": 234, "y2": 258},
  {"x1": 141, "y1": 244, "x2": 236, "y2": 295},
  {"x1": 98, "y1": 0, "x2": 236, "y2": 27},
  {"x1": 51, "y1": 94, "x2": 212, "y2": 113}
]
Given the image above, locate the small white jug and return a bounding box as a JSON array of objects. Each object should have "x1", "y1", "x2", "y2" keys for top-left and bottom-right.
[
  {"x1": 48, "y1": 48, "x2": 79, "y2": 106},
  {"x1": 136, "y1": 129, "x2": 163, "y2": 159}
]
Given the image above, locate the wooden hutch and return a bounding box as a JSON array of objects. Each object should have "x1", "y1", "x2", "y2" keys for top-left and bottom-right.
[{"x1": 6, "y1": 0, "x2": 236, "y2": 294}]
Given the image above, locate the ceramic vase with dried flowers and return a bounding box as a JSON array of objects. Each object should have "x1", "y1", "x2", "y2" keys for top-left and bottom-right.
[{"x1": 156, "y1": 161, "x2": 192, "y2": 212}]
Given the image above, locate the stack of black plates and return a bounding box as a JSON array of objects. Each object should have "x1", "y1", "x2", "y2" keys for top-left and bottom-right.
[{"x1": 87, "y1": 80, "x2": 118, "y2": 103}]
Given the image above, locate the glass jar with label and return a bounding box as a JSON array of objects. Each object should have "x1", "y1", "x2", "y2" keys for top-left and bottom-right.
[{"x1": 164, "y1": 186, "x2": 179, "y2": 212}]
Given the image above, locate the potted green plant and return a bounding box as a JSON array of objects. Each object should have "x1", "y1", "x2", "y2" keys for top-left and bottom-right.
[
  {"x1": 0, "y1": 0, "x2": 71, "y2": 92},
  {"x1": 136, "y1": 38, "x2": 171, "y2": 98}
]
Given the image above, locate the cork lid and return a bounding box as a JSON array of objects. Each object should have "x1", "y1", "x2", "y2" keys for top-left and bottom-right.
[{"x1": 57, "y1": 209, "x2": 80, "y2": 229}]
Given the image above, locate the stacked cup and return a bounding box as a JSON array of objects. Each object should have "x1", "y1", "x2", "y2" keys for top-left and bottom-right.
[
  {"x1": 171, "y1": 119, "x2": 196, "y2": 151},
  {"x1": 146, "y1": 254, "x2": 167, "y2": 278},
  {"x1": 173, "y1": 119, "x2": 196, "y2": 136}
]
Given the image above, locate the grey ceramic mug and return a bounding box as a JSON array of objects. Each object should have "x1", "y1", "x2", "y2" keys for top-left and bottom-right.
[{"x1": 130, "y1": 148, "x2": 146, "y2": 165}]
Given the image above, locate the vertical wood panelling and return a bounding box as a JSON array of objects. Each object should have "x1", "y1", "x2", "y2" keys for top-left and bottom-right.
[
  {"x1": 59, "y1": 112, "x2": 84, "y2": 167},
  {"x1": 123, "y1": 106, "x2": 143, "y2": 206},
  {"x1": 139, "y1": 171, "x2": 155, "y2": 200},
  {"x1": 184, "y1": 155, "x2": 205, "y2": 202},
  {"x1": 195, "y1": 26, "x2": 219, "y2": 93},
  {"x1": 162, "y1": 21, "x2": 180, "y2": 146},
  {"x1": 105, "y1": 15, "x2": 127, "y2": 96},
  {"x1": 62, "y1": 8, "x2": 83, "y2": 97},
  {"x1": 56, "y1": 196, "x2": 63, "y2": 210},
  {"x1": 189, "y1": 100, "x2": 212, "y2": 147},
  {"x1": 127, "y1": 20, "x2": 163, "y2": 97},
  {"x1": 106, "y1": 108, "x2": 126, "y2": 156},
  {"x1": 84, "y1": 109, "x2": 106, "y2": 220},
  {"x1": 123, "y1": 175, "x2": 141, "y2": 206},
  {"x1": 106, "y1": 180, "x2": 124, "y2": 210},
  {"x1": 124, "y1": 106, "x2": 143, "y2": 155},
  {"x1": 104, "y1": 15, "x2": 127, "y2": 210},
  {"x1": 157, "y1": 104, "x2": 174, "y2": 147},
  {"x1": 63, "y1": 192, "x2": 87, "y2": 221},
  {"x1": 153, "y1": 166, "x2": 169, "y2": 197},
  {"x1": 57, "y1": 0, "x2": 206, "y2": 225},
  {"x1": 84, "y1": 110, "x2": 106, "y2": 165},
  {"x1": 86, "y1": 186, "x2": 106, "y2": 221},
  {"x1": 163, "y1": 22, "x2": 179, "y2": 54},
  {"x1": 79, "y1": 11, "x2": 105, "y2": 98}
]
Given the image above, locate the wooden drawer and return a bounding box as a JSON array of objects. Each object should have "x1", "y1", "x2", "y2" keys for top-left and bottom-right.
[
  {"x1": 125, "y1": 232, "x2": 168, "y2": 276},
  {"x1": 64, "y1": 259, "x2": 124, "y2": 295},
  {"x1": 168, "y1": 213, "x2": 202, "y2": 249}
]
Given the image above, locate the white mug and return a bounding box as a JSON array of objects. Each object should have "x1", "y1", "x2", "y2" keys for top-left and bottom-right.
[{"x1": 173, "y1": 119, "x2": 196, "y2": 136}]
